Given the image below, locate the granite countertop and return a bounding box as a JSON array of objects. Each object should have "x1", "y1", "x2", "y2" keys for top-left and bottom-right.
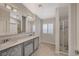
[
  {"x1": 0, "y1": 34, "x2": 39, "y2": 51},
  {"x1": 0, "y1": 33, "x2": 33, "y2": 40}
]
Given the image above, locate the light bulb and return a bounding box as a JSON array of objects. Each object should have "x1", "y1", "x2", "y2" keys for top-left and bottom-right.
[
  {"x1": 13, "y1": 8, "x2": 17, "y2": 12},
  {"x1": 6, "y1": 5, "x2": 11, "y2": 10}
]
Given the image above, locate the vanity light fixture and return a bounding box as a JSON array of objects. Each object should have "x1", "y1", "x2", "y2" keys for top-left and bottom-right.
[
  {"x1": 5, "y1": 4, "x2": 12, "y2": 10},
  {"x1": 38, "y1": 4, "x2": 42, "y2": 8},
  {"x1": 5, "y1": 4, "x2": 17, "y2": 12},
  {"x1": 13, "y1": 8, "x2": 17, "y2": 12},
  {"x1": 27, "y1": 16, "x2": 34, "y2": 21}
]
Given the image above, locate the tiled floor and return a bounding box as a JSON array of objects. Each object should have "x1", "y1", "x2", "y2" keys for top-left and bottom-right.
[{"x1": 32, "y1": 42, "x2": 68, "y2": 56}]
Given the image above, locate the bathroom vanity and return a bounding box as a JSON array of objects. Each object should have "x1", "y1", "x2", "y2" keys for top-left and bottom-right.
[
  {"x1": 0, "y1": 34, "x2": 39, "y2": 56},
  {"x1": 0, "y1": 5, "x2": 39, "y2": 56}
]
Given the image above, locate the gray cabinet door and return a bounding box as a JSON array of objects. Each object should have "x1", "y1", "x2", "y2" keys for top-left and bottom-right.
[
  {"x1": 0, "y1": 44, "x2": 22, "y2": 56},
  {"x1": 24, "y1": 40, "x2": 33, "y2": 56},
  {"x1": 0, "y1": 50, "x2": 8, "y2": 56},
  {"x1": 34, "y1": 37, "x2": 39, "y2": 50},
  {"x1": 7, "y1": 44, "x2": 22, "y2": 56}
]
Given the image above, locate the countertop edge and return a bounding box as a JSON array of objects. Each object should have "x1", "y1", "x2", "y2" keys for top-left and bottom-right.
[{"x1": 0, "y1": 35, "x2": 39, "y2": 51}]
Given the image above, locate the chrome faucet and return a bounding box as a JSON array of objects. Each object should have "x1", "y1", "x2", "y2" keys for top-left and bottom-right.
[{"x1": 2, "y1": 39, "x2": 9, "y2": 43}]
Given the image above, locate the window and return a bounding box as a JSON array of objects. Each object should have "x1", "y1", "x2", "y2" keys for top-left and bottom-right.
[
  {"x1": 43, "y1": 24, "x2": 53, "y2": 34},
  {"x1": 43, "y1": 24, "x2": 47, "y2": 33},
  {"x1": 48, "y1": 24, "x2": 53, "y2": 33},
  {"x1": 32, "y1": 25, "x2": 35, "y2": 32}
]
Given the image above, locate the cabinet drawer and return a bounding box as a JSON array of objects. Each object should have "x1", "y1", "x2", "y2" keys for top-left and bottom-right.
[
  {"x1": 0, "y1": 44, "x2": 22, "y2": 56},
  {"x1": 24, "y1": 39, "x2": 33, "y2": 46}
]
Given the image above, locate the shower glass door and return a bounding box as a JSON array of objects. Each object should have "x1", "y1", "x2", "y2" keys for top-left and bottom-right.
[{"x1": 59, "y1": 16, "x2": 68, "y2": 54}]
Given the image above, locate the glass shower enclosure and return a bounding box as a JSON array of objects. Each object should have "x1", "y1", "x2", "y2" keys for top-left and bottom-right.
[
  {"x1": 59, "y1": 16, "x2": 68, "y2": 54},
  {"x1": 59, "y1": 6, "x2": 69, "y2": 55}
]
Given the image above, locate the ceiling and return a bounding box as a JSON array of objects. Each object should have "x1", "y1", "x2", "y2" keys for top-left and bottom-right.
[{"x1": 23, "y1": 3, "x2": 69, "y2": 19}]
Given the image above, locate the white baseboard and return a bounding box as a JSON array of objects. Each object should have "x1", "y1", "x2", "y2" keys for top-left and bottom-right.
[{"x1": 40, "y1": 41, "x2": 55, "y2": 46}]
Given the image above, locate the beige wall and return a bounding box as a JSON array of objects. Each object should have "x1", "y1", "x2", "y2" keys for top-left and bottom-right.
[
  {"x1": 71, "y1": 3, "x2": 79, "y2": 52},
  {"x1": 77, "y1": 4, "x2": 79, "y2": 51},
  {"x1": 68, "y1": 4, "x2": 77, "y2": 55}
]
